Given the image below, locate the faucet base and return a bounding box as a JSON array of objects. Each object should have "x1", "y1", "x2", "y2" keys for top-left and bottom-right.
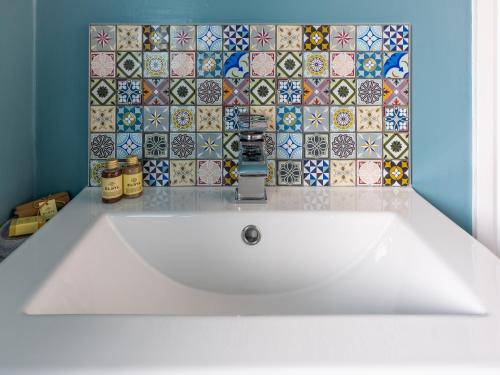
[{"x1": 235, "y1": 188, "x2": 267, "y2": 202}]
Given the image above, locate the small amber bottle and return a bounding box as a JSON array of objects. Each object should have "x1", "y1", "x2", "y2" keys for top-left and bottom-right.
[
  {"x1": 123, "y1": 155, "x2": 143, "y2": 198},
  {"x1": 101, "y1": 159, "x2": 123, "y2": 203}
]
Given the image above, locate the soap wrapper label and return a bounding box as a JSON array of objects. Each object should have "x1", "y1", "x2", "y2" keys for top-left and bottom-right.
[
  {"x1": 38, "y1": 199, "x2": 58, "y2": 220},
  {"x1": 101, "y1": 176, "x2": 122, "y2": 199},
  {"x1": 124, "y1": 173, "x2": 143, "y2": 196},
  {"x1": 8, "y1": 216, "x2": 46, "y2": 237}
]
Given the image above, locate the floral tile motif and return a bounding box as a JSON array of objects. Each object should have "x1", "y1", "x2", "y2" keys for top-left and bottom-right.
[
  {"x1": 357, "y1": 133, "x2": 382, "y2": 159},
  {"x1": 250, "y1": 79, "x2": 275, "y2": 105},
  {"x1": 144, "y1": 133, "x2": 168, "y2": 158},
  {"x1": 356, "y1": 79, "x2": 382, "y2": 105},
  {"x1": 250, "y1": 52, "x2": 275, "y2": 77},
  {"x1": 90, "y1": 133, "x2": 115, "y2": 159},
  {"x1": 197, "y1": 133, "x2": 222, "y2": 159},
  {"x1": 357, "y1": 25, "x2": 383, "y2": 51},
  {"x1": 223, "y1": 106, "x2": 249, "y2": 131},
  {"x1": 384, "y1": 160, "x2": 409, "y2": 186},
  {"x1": 143, "y1": 52, "x2": 169, "y2": 78},
  {"x1": 89, "y1": 160, "x2": 107, "y2": 186},
  {"x1": 303, "y1": 78, "x2": 329, "y2": 105},
  {"x1": 223, "y1": 78, "x2": 250, "y2": 105},
  {"x1": 303, "y1": 106, "x2": 329, "y2": 132},
  {"x1": 330, "y1": 160, "x2": 355, "y2": 186},
  {"x1": 143, "y1": 78, "x2": 169, "y2": 105},
  {"x1": 384, "y1": 106, "x2": 409, "y2": 131},
  {"x1": 277, "y1": 133, "x2": 303, "y2": 159},
  {"x1": 278, "y1": 160, "x2": 302, "y2": 185},
  {"x1": 170, "y1": 52, "x2": 196, "y2": 78},
  {"x1": 117, "y1": 106, "x2": 143, "y2": 132},
  {"x1": 197, "y1": 52, "x2": 223, "y2": 78},
  {"x1": 276, "y1": 106, "x2": 302, "y2": 132},
  {"x1": 330, "y1": 52, "x2": 355, "y2": 78},
  {"x1": 330, "y1": 25, "x2": 355, "y2": 51},
  {"x1": 277, "y1": 79, "x2": 302, "y2": 105},
  {"x1": 143, "y1": 25, "x2": 169, "y2": 51},
  {"x1": 266, "y1": 160, "x2": 276, "y2": 186},
  {"x1": 117, "y1": 79, "x2": 142, "y2": 104},
  {"x1": 170, "y1": 133, "x2": 196, "y2": 159},
  {"x1": 223, "y1": 132, "x2": 240, "y2": 159},
  {"x1": 277, "y1": 25, "x2": 302, "y2": 50},
  {"x1": 383, "y1": 132, "x2": 409, "y2": 159},
  {"x1": 197, "y1": 160, "x2": 223, "y2": 186},
  {"x1": 304, "y1": 133, "x2": 329, "y2": 159},
  {"x1": 197, "y1": 106, "x2": 222, "y2": 131},
  {"x1": 143, "y1": 160, "x2": 169, "y2": 186},
  {"x1": 304, "y1": 160, "x2": 330, "y2": 186},
  {"x1": 116, "y1": 52, "x2": 141, "y2": 78},
  {"x1": 356, "y1": 52, "x2": 382, "y2": 78},
  {"x1": 170, "y1": 25, "x2": 196, "y2": 51},
  {"x1": 223, "y1": 25, "x2": 250, "y2": 51},
  {"x1": 250, "y1": 25, "x2": 275, "y2": 51},
  {"x1": 357, "y1": 160, "x2": 383, "y2": 186},
  {"x1": 383, "y1": 52, "x2": 409, "y2": 78},
  {"x1": 90, "y1": 106, "x2": 115, "y2": 132},
  {"x1": 330, "y1": 79, "x2": 356, "y2": 105},
  {"x1": 223, "y1": 51, "x2": 250, "y2": 78},
  {"x1": 277, "y1": 51, "x2": 302, "y2": 78},
  {"x1": 117, "y1": 25, "x2": 142, "y2": 51},
  {"x1": 196, "y1": 79, "x2": 223, "y2": 105},
  {"x1": 383, "y1": 25, "x2": 410, "y2": 52},
  {"x1": 331, "y1": 133, "x2": 356, "y2": 159},
  {"x1": 90, "y1": 79, "x2": 116, "y2": 105},
  {"x1": 304, "y1": 25, "x2": 329, "y2": 51},
  {"x1": 170, "y1": 160, "x2": 196, "y2": 186},
  {"x1": 251, "y1": 106, "x2": 276, "y2": 131},
  {"x1": 144, "y1": 106, "x2": 169, "y2": 132},
  {"x1": 264, "y1": 133, "x2": 276, "y2": 159},
  {"x1": 170, "y1": 106, "x2": 196, "y2": 132},
  {"x1": 383, "y1": 78, "x2": 409, "y2": 106},
  {"x1": 90, "y1": 25, "x2": 116, "y2": 51},
  {"x1": 303, "y1": 52, "x2": 329, "y2": 78},
  {"x1": 356, "y1": 106, "x2": 383, "y2": 131},
  {"x1": 330, "y1": 106, "x2": 355, "y2": 132},
  {"x1": 170, "y1": 79, "x2": 196, "y2": 105},
  {"x1": 223, "y1": 159, "x2": 239, "y2": 186},
  {"x1": 197, "y1": 25, "x2": 223, "y2": 51},
  {"x1": 90, "y1": 52, "x2": 115, "y2": 78},
  {"x1": 116, "y1": 133, "x2": 142, "y2": 159}
]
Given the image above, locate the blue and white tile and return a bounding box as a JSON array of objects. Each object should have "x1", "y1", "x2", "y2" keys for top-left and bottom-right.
[
  {"x1": 197, "y1": 25, "x2": 223, "y2": 51},
  {"x1": 277, "y1": 133, "x2": 303, "y2": 159},
  {"x1": 276, "y1": 106, "x2": 302, "y2": 132},
  {"x1": 223, "y1": 24, "x2": 250, "y2": 51},
  {"x1": 383, "y1": 52, "x2": 409, "y2": 78},
  {"x1": 356, "y1": 25, "x2": 383, "y2": 51},
  {"x1": 383, "y1": 25, "x2": 410, "y2": 52},
  {"x1": 116, "y1": 133, "x2": 142, "y2": 159},
  {"x1": 304, "y1": 159, "x2": 330, "y2": 186},
  {"x1": 143, "y1": 160, "x2": 169, "y2": 186}
]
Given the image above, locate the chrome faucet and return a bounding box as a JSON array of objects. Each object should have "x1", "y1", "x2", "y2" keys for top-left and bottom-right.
[{"x1": 235, "y1": 114, "x2": 268, "y2": 202}]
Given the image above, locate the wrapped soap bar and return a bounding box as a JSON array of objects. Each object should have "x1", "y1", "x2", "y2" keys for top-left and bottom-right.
[
  {"x1": 14, "y1": 192, "x2": 70, "y2": 218},
  {"x1": 8, "y1": 217, "x2": 46, "y2": 237}
]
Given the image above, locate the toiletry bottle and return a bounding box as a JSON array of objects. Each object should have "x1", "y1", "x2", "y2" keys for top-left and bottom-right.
[
  {"x1": 101, "y1": 159, "x2": 123, "y2": 203},
  {"x1": 123, "y1": 155, "x2": 143, "y2": 199}
]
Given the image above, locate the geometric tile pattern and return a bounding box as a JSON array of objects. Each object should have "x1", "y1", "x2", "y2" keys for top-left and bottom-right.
[{"x1": 89, "y1": 24, "x2": 411, "y2": 186}]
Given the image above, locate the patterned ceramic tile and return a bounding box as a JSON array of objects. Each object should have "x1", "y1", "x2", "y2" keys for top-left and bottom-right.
[
  {"x1": 143, "y1": 25, "x2": 169, "y2": 51},
  {"x1": 356, "y1": 52, "x2": 382, "y2": 78},
  {"x1": 116, "y1": 52, "x2": 141, "y2": 78},
  {"x1": 197, "y1": 106, "x2": 223, "y2": 131},
  {"x1": 116, "y1": 133, "x2": 142, "y2": 159},
  {"x1": 170, "y1": 106, "x2": 195, "y2": 132},
  {"x1": 330, "y1": 133, "x2": 356, "y2": 159},
  {"x1": 303, "y1": 106, "x2": 329, "y2": 132},
  {"x1": 197, "y1": 160, "x2": 223, "y2": 185},
  {"x1": 90, "y1": 106, "x2": 115, "y2": 132},
  {"x1": 330, "y1": 106, "x2": 355, "y2": 132},
  {"x1": 117, "y1": 25, "x2": 142, "y2": 51},
  {"x1": 197, "y1": 52, "x2": 223, "y2": 78},
  {"x1": 303, "y1": 78, "x2": 330, "y2": 105},
  {"x1": 383, "y1": 132, "x2": 409, "y2": 159},
  {"x1": 384, "y1": 106, "x2": 409, "y2": 131},
  {"x1": 117, "y1": 79, "x2": 142, "y2": 104},
  {"x1": 223, "y1": 78, "x2": 250, "y2": 106},
  {"x1": 304, "y1": 25, "x2": 329, "y2": 51},
  {"x1": 383, "y1": 25, "x2": 410, "y2": 52},
  {"x1": 170, "y1": 160, "x2": 196, "y2": 186},
  {"x1": 117, "y1": 106, "x2": 143, "y2": 132},
  {"x1": 223, "y1": 132, "x2": 240, "y2": 159},
  {"x1": 383, "y1": 52, "x2": 409, "y2": 78},
  {"x1": 304, "y1": 159, "x2": 330, "y2": 186},
  {"x1": 263, "y1": 133, "x2": 276, "y2": 159},
  {"x1": 276, "y1": 106, "x2": 302, "y2": 132},
  {"x1": 170, "y1": 52, "x2": 196, "y2": 78},
  {"x1": 223, "y1": 159, "x2": 239, "y2": 186},
  {"x1": 170, "y1": 133, "x2": 196, "y2": 159},
  {"x1": 330, "y1": 25, "x2": 355, "y2": 51},
  {"x1": 278, "y1": 160, "x2": 302, "y2": 185},
  {"x1": 223, "y1": 51, "x2": 250, "y2": 78},
  {"x1": 357, "y1": 133, "x2": 382, "y2": 159},
  {"x1": 143, "y1": 52, "x2": 169, "y2": 78},
  {"x1": 144, "y1": 106, "x2": 169, "y2": 132},
  {"x1": 356, "y1": 106, "x2": 383, "y2": 131},
  {"x1": 144, "y1": 133, "x2": 169, "y2": 158},
  {"x1": 277, "y1": 133, "x2": 303, "y2": 159},
  {"x1": 277, "y1": 79, "x2": 302, "y2": 105},
  {"x1": 224, "y1": 106, "x2": 249, "y2": 131},
  {"x1": 330, "y1": 79, "x2": 356, "y2": 105},
  {"x1": 143, "y1": 159, "x2": 169, "y2": 186},
  {"x1": 196, "y1": 79, "x2": 223, "y2": 105},
  {"x1": 304, "y1": 133, "x2": 329, "y2": 159},
  {"x1": 250, "y1": 25, "x2": 275, "y2": 51},
  {"x1": 383, "y1": 78, "x2": 409, "y2": 106},
  {"x1": 89, "y1": 160, "x2": 107, "y2": 186},
  {"x1": 303, "y1": 52, "x2": 329, "y2": 78},
  {"x1": 356, "y1": 25, "x2": 383, "y2": 51},
  {"x1": 266, "y1": 160, "x2": 277, "y2": 186},
  {"x1": 197, "y1": 133, "x2": 222, "y2": 159},
  {"x1": 276, "y1": 25, "x2": 302, "y2": 50},
  {"x1": 330, "y1": 52, "x2": 355, "y2": 78},
  {"x1": 250, "y1": 52, "x2": 275, "y2": 77},
  {"x1": 196, "y1": 25, "x2": 223, "y2": 51},
  {"x1": 90, "y1": 25, "x2": 116, "y2": 51},
  {"x1": 90, "y1": 79, "x2": 116, "y2": 105},
  {"x1": 170, "y1": 79, "x2": 196, "y2": 105},
  {"x1": 384, "y1": 160, "x2": 409, "y2": 186},
  {"x1": 276, "y1": 51, "x2": 302, "y2": 78},
  {"x1": 223, "y1": 25, "x2": 250, "y2": 51},
  {"x1": 330, "y1": 160, "x2": 355, "y2": 186},
  {"x1": 90, "y1": 133, "x2": 115, "y2": 159},
  {"x1": 250, "y1": 106, "x2": 276, "y2": 131},
  {"x1": 356, "y1": 79, "x2": 382, "y2": 105},
  {"x1": 357, "y1": 160, "x2": 383, "y2": 186},
  {"x1": 170, "y1": 25, "x2": 196, "y2": 51},
  {"x1": 90, "y1": 52, "x2": 115, "y2": 78},
  {"x1": 250, "y1": 79, "x2": 275, "y2": 105},
  {"x1": 143, "y1": 78, "x2": 170, "y2": 105}
]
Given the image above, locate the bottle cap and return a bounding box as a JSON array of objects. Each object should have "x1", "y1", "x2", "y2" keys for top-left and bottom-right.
[
  {"x1": 126, "y1": 155, "x2": 139, "y2": 166},
  {"x1": 106, "y1": 159, "x2": 119, "y2": 169}
]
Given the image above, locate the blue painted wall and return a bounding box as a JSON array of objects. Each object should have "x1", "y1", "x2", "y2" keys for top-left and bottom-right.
[
  {"x1": 35, "y1": 0, "x2": 472, "y2": 232},
  {"x1": 0, "y1": 0, "x2": 35, "y2": 222}
]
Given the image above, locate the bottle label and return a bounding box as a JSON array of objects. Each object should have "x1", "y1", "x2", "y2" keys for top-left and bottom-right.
[
  {"x1": 124, "y1": 172, "x2": 143, "y2": 196},
  {"x1": 102, "y1": 176, "x2": 122, "y2": 199}
]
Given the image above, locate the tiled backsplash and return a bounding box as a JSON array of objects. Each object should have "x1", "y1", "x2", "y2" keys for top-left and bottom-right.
[{"x1": 88, "y1": 24, "x2": 410, "y2": 187}]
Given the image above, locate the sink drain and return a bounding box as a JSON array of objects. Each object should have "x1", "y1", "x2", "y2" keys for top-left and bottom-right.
[{"x1": 241, "y1": 225, "x2": 261, "y2": 246}]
